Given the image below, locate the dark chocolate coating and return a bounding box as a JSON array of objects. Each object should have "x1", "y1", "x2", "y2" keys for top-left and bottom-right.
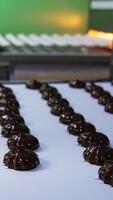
[
  {"x1": 91, "y1": 87, "x2": 104, "y2": 98},
  {"x1": 41, "y1": 90, "x2": 59, "y2": 100},
  {"x1": 48, "y1": 97, "x2": 69, "y2": 107},
  {"x1": 7, "y1": 133, "x2": 40, "y2": 151},
  {"x1": 69, "y1": 80, "x2": 85, "y2": 88},
  {"x1": 61, "y1": 106, "x2": 74, "y2": 114},
  {"x1": 60, "y1": 112, "x2": 84, "y2": 125},
  {"x1": 78, "y1": 132, "x2": 109, "y2": 147},
  {"x1": 51, "y1": 104, "x2": 63, "y2": 116},
  {"x1": 0, "y1": 105, "x2": 19, "y2": 116},
  {"x1": 51, "y1": 104, "x2": 73, "y2": 116},
  {"x1": 92, "y1": 85, "x2": 103, "y2": 91},
  {"x1": 4, "y1": 148, "x2": 40, "y2": 171},
  {"x1": 0, "y1": 103, "x2": 19, "y2": 112},
  {"x1": 85, "y1": 82, "x2": 95, "y2": 93},
  {"x1": 0, "y1": 87, "x2": 13, "y2": 94},
  {"x1": 83, "y1": 146, "x2": 113, "y2": 166},
  {"x1": 0, "y1": 98, "x2": 20, "y2": 109},
  {"x1": 98, "y1": 94, "x2": 112, "y2": 106},
  {"x1": 0, "y1": 92, "x2": 16, "y2": 100},
  {"x1": 39, "y1": 83, "x2": 49, "y2": 93},
  {"x1": 100, "y1": 91, "x2": 111, "y2": 98},
  {"x1": 98, "y1": 161, "x2": 113, "y2": 186},
  {"x1": 48, "y1": 86, "x2": 58, "y2": 93},
  {"x1": 0, "y1": 114, "x2": 25, "y2": 126},
  {"x1": 40, "y1": 84, "x2": 57, "y2": 94},
  {"x1": 47, "y1": 95, "x2": 62, "y2": 107},
  {"x1": 68, "y1": 122, "x2": 95, "y2": 136},
  {"x1": 105, "y1": 102, "x2": 113, "y2": 113},
  {"x1": 26, "y1": 80, "x2": 42, "y2": 90},
  {"x1": 1, "y1": 123, "x2": 30, "y2": 138}
]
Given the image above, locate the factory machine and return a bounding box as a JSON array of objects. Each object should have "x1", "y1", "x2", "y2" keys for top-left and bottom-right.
[
  {"x1": 0, "y1": 0, "x2": 112, "y2": 80},
  {"x1": 0, "y1": 1, "x2": 113, "y2": 199}
]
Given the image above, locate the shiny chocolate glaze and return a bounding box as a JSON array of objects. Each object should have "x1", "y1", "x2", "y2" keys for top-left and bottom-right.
[
  {"x1": 69, "y1": 80, "x2": 85, "y2": 88},
  {"x1": 105, "y1": 102, "x2": 113, "y2": 114},
  {"x1": 0, "y1": 114, "x2": 25, "y2": 126},
  {"x1": 83, "y1": 146, "x2": 113, "y2": 166},
  {"x1": 60, "y1": 112, "x2": 84, "y2": 125},
  {"x1": 78, "y1": 132, "x2": 109, "y2": 147},
  {"x1": 7, "y1": 133, "x2": 40, "y2": 151},
  {"x1": 51, "y1": 104, "x2": 73, "y2": 116},
  {"x1": 68, "y1": 122, "x2": 95, "y2": 136},
  {"x1": 4, "y1": 148, "x2": 40, "y2": 171},
  {"x1": 1, "y1": 123, "x2": 30, "y2": 138},
  {"x1": 91, "y1": 87, "x2": 104, "y2": 99},
  {"x1": 98, "y1": 160, "x2": 113, "y2": 186},
  {"x1": 26, "y1": 80, "x2": 42, "y2": 90}
]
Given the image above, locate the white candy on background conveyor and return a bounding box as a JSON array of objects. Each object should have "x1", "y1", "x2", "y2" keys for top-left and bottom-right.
[
  {"x1": 0, "y1": 35, "x2": 10, "y2": 47},
  {"x1": 5, "y1": 34, "x2": 24, "y2": 47},
  {"x1": 29, "y1": 34, "x2": 53, "y2": 46},
  {"x1": 50, "y1": 34, "x2": 69, "y2": 46},
  {"x1": 0, "y1": 33, "x2": 111, "y2": 48},
  {"x1": 17, "y1": 34, "x2": 38, "y2": 46}
]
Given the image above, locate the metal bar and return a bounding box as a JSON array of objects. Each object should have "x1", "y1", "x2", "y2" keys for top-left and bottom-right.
[{"x1": 91, "y1": 1, "x2": 113, "y2": 10}]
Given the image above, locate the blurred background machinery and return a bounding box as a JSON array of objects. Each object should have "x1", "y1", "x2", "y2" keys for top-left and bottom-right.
[{"x1": 0, "y1": 0, "x2": 112, "y2": 81}]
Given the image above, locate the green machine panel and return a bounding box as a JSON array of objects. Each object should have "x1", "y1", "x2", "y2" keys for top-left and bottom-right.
[
  {"x1": 0, "y1": 0, "x2": 90, "y2": 34},
  {"x1": 90, "y1": 10, "x2": 113, "y2": 32}
]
